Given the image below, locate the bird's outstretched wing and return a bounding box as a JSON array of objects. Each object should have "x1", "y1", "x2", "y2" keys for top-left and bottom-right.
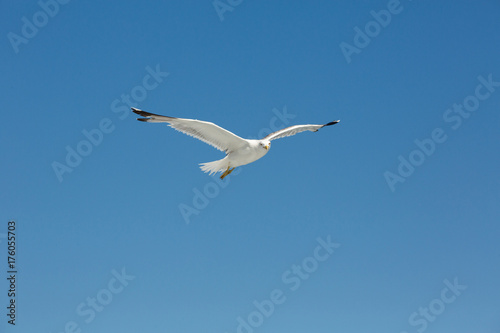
[
  {"x1": 263, "y1": 120, "x2": 340, "y2": 141},
  {"x1": 132, "y1": 108, "x2": 248, "y2": 153}
]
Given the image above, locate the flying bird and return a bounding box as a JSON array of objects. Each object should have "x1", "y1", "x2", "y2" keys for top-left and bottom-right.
[{"x1": 132, "y1": 108, "x2": 339, "y2": 179}]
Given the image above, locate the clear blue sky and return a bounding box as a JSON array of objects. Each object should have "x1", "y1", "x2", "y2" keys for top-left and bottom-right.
[{"x1": 2, "y1": 1, "x2": 500, "y2": 332}]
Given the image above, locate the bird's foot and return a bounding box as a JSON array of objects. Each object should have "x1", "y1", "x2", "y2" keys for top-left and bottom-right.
[
  {"x1": 220, "y1": 167, "x2": 235, "y2": 180},
  {"x1": 220, "y1": 167, "x2": 230, "y2": 179}
]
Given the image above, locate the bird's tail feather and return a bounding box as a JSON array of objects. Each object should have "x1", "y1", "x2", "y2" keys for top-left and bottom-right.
[{"x1": 199, "y1": 157, "x2": 229, "y2": 175}]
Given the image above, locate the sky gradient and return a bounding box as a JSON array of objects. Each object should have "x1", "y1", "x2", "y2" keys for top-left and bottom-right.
[{"x1": 2, "y1": 1, "x2": 500, "y2": 332}]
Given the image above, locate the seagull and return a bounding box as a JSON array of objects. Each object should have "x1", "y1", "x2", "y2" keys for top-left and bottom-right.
[{"x1": 132, "y1": 108, "x2": 339, "y2": 179}]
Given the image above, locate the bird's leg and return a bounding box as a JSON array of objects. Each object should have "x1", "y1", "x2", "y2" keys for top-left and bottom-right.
[
  {"x1": 220, "y1": 167, "x2": 231, "y2": 179},
  {"x1": 220, "y1": 167, "x2": 236, "y2": 180}
]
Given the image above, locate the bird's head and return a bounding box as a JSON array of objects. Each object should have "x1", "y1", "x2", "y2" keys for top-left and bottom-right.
[{"x1": 260, "y1": 141, "x2": 271, "y2": 151}]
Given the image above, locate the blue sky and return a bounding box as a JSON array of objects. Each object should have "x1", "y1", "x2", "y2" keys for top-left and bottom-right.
[{"x1": 2, "y1": 1, "x2": 500, "y2": 332}]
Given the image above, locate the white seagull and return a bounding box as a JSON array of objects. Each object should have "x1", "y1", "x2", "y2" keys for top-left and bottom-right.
[{"x1": 132, "y1": 108, "x2": 340, "y2": 179}]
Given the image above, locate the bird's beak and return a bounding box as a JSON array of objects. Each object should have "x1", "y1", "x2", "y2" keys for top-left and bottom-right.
[{"x1": 264, "y1": 145, "x2": 270, "y2": 150}]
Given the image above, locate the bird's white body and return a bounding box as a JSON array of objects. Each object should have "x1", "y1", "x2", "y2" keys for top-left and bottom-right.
[
  {"x1": 200, "y1": 139, "x2": 270, "y2": 174},
  {"x1": 230, "y1": 140, "x2": 270, "y2": 165},
  {"x1": 132, "y1": 108, "x2": 339, "y2": 179}
]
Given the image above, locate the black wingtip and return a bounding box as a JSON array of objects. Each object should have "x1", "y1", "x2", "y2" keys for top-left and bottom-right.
[
  {"x1": 131, "y1": 107, "x2": 151, "y2": 118},
  {"x1": 132, "y1": 108, "x2": 152, "y2": 122},
  {"x1": 131, "y1": 108, "x2": 176, "y2": 120},
  {"x1": 324, "y1": 120, "x2": 340, "y2": 127}
]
